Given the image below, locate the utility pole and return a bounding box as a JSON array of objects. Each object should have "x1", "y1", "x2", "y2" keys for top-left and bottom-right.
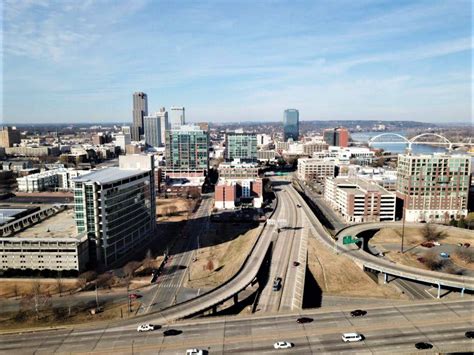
[
  {"x1": 95, "y1": 282, "x2": 99, "y2": 309},
  {"x1": 127, "y1": 283, "x2": 132, "y2": 312},
  {"x1": 401, "y1": 207, "x2": 406, "y2": 254}
]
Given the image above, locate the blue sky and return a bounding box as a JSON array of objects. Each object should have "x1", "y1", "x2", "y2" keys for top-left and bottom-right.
[{"x1": 2, "y1": 0, "x2": 472, "y2": 124}]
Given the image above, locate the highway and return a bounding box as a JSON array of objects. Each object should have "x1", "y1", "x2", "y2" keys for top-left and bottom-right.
[
  {"x1": 139, "y1": 196, "x2": 214, "y2": 314},
  {"x1": 1, "y1": 299, "x2": 472, "y2": 354},
  {"x1": 257, "y1": 183, "x2": 306, "y2": 313}
]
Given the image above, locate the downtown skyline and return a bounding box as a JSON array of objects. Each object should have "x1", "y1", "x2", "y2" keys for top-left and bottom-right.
[{"x1": 2, "y1": 0, "x2": 472, "y2": 124}]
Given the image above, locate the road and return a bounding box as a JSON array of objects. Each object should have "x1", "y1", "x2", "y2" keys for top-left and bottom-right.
[
  {"x1": 138, "y1": 196, "x2": 214, "y2": 314},
  {"x1": 1, "y1": 299, "x2": 472, "y2": 354},
  {"x1": 257, "y1": 183, "x2": 306, "y2": 313}
]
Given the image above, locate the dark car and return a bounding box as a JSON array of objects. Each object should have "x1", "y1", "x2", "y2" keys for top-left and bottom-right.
[
  {"x1": 421, "y1": 242, "x2": 435, "y2": 248},
  {"x1": 129, "y1": 293, "x2": 142, "y2": 299},
  {"x1": 464, "y1": 243, "x2": 470, "y2": 248},
  {"x1": 465, "y1": 331, "x2": 474, "y2": 338},
  {"x1": 163, "y1": 329, "x2": 182, "y2": 336},
  {"x1": 272, "y1": 277, "x2": 282, "y2": 291},
  {"x1": 415, "y1": 342, "x2": 433, "y2": 350},
  {"x1": 293, "y1": 261, "x2": 300, "y2": 267},
  {"x1": 350, "y1": 310, "x2": 367, "y2": 317},
  {"x1": 296, "y1": 317, "x2": 313, "y2": 324}
]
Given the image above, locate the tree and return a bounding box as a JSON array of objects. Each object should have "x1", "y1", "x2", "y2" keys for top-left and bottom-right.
[
  {"x1": 96, "y1": 272, "x2": 114, "y2": 289},
  {"x1": 123, "y1": 261, "x2": 141, "y2": 279},
  {"x1": 449, "y1": 218, "x2": 457, "y2": 227},
  {"x1": 9, "y1": 283, "x2": 20, "y2": 299},
  {"x1": 56, "y1": 276, "x2": 64, "y2": 297},
  {"x1": 24, "y1": 281, "x2": 51, "y2": 320},
  {"x1": 457, "y1": 217, "x2": 467, "y2": 229},
  {"x1": 422, "y1": 223, "x2": 446, "y2": 242},
  {"x1": 466, "y1": 212, "x2": 474, "y2": 229}
]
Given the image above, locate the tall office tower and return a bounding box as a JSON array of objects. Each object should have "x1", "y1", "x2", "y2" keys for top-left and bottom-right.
[
  {"x1": 132, "y1": 92, "x2": 148, "y2": 141},
  {"x1": 0, "y1": 126, "x2": 21, "y2": 148},
  {"x1": 396, "y1": 153, "x2": 471, "y2": 223},
  {"x1": 224, "y1": 132, "x2": 258, "y2": 162},
  {"x1": 122, "y1": 126, "x2": 131, "y2": 135},
  {"x1": 283, "y1": 109, "x2": 299, "y2": 141},
  {"x1": 170, "y1": 107, "x2": 185, "y2": 129},
  {"x1": 158, "y1": 107, "x2": 169, "y2": 145},
  {"x1": 73, "y1": 155, "x2": 156, "y2": 267},
  {"x1": 144, "y1": 113, "x2": 162, "y2": 148},
  {"x1": 323, "y1": 127, "x2": 349, "y2": 147},
  {"x1": 165, "y1": 124, "x2": 209, "y2": 177}
]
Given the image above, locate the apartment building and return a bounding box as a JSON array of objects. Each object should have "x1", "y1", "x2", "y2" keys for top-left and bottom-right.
[{"x1": 297, "y1": 158, "x2": 335, "y2": 181}]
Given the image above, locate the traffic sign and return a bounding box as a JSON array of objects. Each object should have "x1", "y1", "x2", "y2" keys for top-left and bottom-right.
[{"x1": 342, "y1": 235, "x2": 360, "y2": 245}]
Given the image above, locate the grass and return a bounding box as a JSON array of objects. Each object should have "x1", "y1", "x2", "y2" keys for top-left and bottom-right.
[
  {"x1": 156, "y1": 197, "x2": 196, "y2": 222},
  {"x1": 307, "y1": 233, "x2": 407, "y2": 299},
  {"x1": 370, "y1": 226, "x2": 473, "y2": 246},
  {"x1": 184, "y1": 223, "x2": 263, "y2": 289},
  {"x1": 0, "y1": 278, "x2": 78, "y2": 299}
]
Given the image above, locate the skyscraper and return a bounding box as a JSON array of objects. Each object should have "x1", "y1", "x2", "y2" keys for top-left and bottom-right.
[
  {"x1": 158, "y1": 107, "x2": 169, "y2": 145},
  {"x1": 143, "y1": 115, "x2": 161, "y2": 148},
  {"x1": 132, "y1": 92, "x2": 148, "y2": 141},
  {"x1": 283, "y1": 109, "x2": 299, "y2": 141},
  {"x1": 170, "y1": 107, "x2": 185, "y2": 129},
  {"x1": 396, "y1": 153, "x2": 471, "y2": 222}
]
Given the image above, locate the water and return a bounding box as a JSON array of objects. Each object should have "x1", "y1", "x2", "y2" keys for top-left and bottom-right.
[{"x1": 350, "y1": 131, "x2": 449, "y2": 154}]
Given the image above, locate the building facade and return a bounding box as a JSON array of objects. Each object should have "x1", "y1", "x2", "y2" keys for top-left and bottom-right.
[
  {"x1": 132, "y1": 92, "x2": 148, "y2": 141},
  {"x1": 218, "y1": 162, "x2": 259, "y2": 179},
  {"x1": 73, "y1": 164, "x2": 156, "y2": 267},
  {"x1": 283, "y1": 109, "x2": 299, "y2": 141},
  {"x1": 323, "y1": 128, "x2": 349, "y2": 147},
  {"x1": 144, "y1": 114, "x2": 162, "y2": 148},
  {"x1": 297, "y1": 158, "x2": 336, "y2": 181},
  {"x1": 396, "y1": 153, "x2": 471, "y2": 222},
  {"x1": 325, "y1": 177, "x2": 396, "y2": 223},
  {"x1": 0, "y1": 126, "x2": 21, "y2": 148},
  {"x1": 170, "y1": 107, "x2": 185, "y2": 129},
  {"x1": 165, "y1": 125, "x2": 209, "y2": 177},
  {"x1": 225, "y1": 132, "x2": 258, "y2": 162}
]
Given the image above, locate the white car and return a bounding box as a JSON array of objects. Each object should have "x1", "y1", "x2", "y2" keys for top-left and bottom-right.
[
  {"x1": 431, "y1": 241, "x2": 441, "y2": 246},
  {"x1": 137, "y1": 324, "x2": 155, "y2": 332},
  {"x1": 273, "y1": 341, "x2": 293, "y2": 349},
  {"x1": 341, "y1": 333, "x2": 363, "y2": 342},
  {"x1": 186, "y1": 349, "x2": 204, "y2": 355}
]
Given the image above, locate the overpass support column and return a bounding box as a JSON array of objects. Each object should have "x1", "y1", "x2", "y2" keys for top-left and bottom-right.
[
  {"x1": 233, "y1": 294, "x2": 238, "y2": 304},
  {"x1": 437, "y1": 283, "x2": 441, "y2": 299},
  {"x1": 384, "y1": 273, "x2": 387, "y2": 284},
  {"x1": 461, "y1": 288, "x2": 465, "y2": 297},
  {"x1": 212, "y1": 305, "x2": 217, "y2": 314}
]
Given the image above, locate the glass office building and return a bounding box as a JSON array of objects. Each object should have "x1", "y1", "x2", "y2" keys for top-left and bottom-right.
[
  {"x1": 283, "y1": 109, "x2": 299, "y2": 141},
  {"x1": 225, "y1": 133, "x2": 258, "y2": 162}
]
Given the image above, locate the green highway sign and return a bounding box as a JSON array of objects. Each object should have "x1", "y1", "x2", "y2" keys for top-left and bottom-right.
[{"x1": 342, "y1": 235, "x2": 360, "y2": 245}]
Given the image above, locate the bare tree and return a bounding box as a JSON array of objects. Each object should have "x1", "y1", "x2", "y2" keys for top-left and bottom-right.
[
  {"x1": 422, "y1": 223, "x2": 446, "y2": 242},
  {"x1": 96, "y1": 272, "x2": 114, "y2": 289},
  {"x1": 56, "y1": 273, "x2": 64, "y2": 296},
  {"x1": 123, "y1": 261, "x2": 141, "y2": 279},
  {"x1": 423, "y1": 251, "x2": 445, "y2": 271},
  {"x1": 76, "y1": 270, "x2": 97, "y2": 290},
  {"x1": 10, "y1": 283, "x2": 20, "y2": 299},
  {"x1": 25, "y1": 281, "x2": 51, "y2": 320}
]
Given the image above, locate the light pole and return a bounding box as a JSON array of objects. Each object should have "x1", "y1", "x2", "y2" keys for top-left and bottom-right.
[{"x1": 401, "y1": 207, "x2": 406, "y2": 254}]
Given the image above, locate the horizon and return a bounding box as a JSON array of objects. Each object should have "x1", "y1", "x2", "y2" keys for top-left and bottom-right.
[{"x1": 2, "y1": 1, "x2": 472, "y2": 124}]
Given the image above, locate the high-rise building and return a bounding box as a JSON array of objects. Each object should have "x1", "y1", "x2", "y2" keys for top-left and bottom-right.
[
  {"x1": 225, "y1": 132, "x2": 258, "y2": 162},
  {"x1": 158, "y1": 108, "x2": 169, "y2": 145},
  {"x1": 323, "y1": 127, "x2": 349, "y2": 147},
  {"x1": 132, "y1": 92, "x2": 148, "y2": 141},
  {"x1": 115, "y1": 132, "x2": 131, "y2": 153},
  {"x1": 170, "y1": 107, "x2": 185, "y2": 129},
  {"x1": 73, "y1": 155, "x2": 156, "y2": 267},
  {"x1": 283, "y1": 109, "x2": 299, "y2": 141},
  {"x1": 0, "y1": 126, "x2": 21, "y2": 148},
  {"x1": 165, "y1": 124, "x2": 209, "y2": 177},
  {"x1": 144, "y1": 114, "x2": 162, "y2": 148},
  {"x1": 396, "y1": 153, "x2": 471, "y2": 222}
]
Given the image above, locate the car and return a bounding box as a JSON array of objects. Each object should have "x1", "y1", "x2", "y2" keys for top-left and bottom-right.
[
  {"x1": 296, "y1": 204, "x2": 301, "y2": 208},
  {"x1": 350, "y1": 310, "x2": 367, "y2": 317},
  {"x1": 296, "y1": 317, "x2": 313, "y2": 324},
  {"x1": 414, "y1": 342, "x2": 433, "y2": 350},
  {"x1": 137, "y1": 324, "x2": 155, "y2": 332},
  {"x1": 464, "y1": 243, "x2": 470, "y2": 248},
  {"x1": 457, "y1": 243, "x2": 463, "y2": 247},
  {"x1": 273, "y1": 277, "x2": 282, "y2": 291},
  {"x1": 417, "y1": 257, "x2": 426, "y2": 263},
  {"x1": 129, "y1": 293, "x2": 141, "y2": 299},
  {"x1": 439, "y1": 252, "x2": 450, "y2": 258},
  {"x1": 163, "y1": 329, "x2": 182, "y2": 336},
  {"x1": 342, "y1": 333, "x2": 363, "y2": 342},
  {"x1": 293, "y1": 261, "x2": 300, "y2": 267},
  {"x1": 430, "y1": 241, "x2": 441, "y2": 246},
  {"x1": 421, "y1": 242, "x2": 435, "y2": 248},
  {"x1": 465, "y1": 331, "x2": 474, "y2": 338},
  {"x1": 273, "y1": 341, "x2": 293, "y2": 349},
  {"x1": 186, "y1": 349, "x2": 204, "y2": 355}
]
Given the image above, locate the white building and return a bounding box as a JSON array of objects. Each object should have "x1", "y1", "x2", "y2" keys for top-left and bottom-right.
[
  {"x1": 170, "y1": 106, "x2": 185, "y2": 129},
  {"x1": 256, "y1": 134, "x2": 272, "y2": 147},
  {"x1": 297, "y1": 158, "x2": 335, "y2": 181},
  {"x1": 115, "y1": 132, "x2": 131, "y2": 153}
]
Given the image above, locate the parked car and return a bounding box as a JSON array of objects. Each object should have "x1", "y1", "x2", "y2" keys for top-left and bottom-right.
[
  {"x1": 415, "y1": 342, "x2": 433, "y2": 350},
  {"x1": 341, "y1": 333, "x2": 363, "y2": 342},
  {"x1": 463, "y1": 243, "x2": 470, "y2": 248},
  {"x1": 350, "y1": 310, "x2": 367, "y2": 317},
  {"x1": 273, "y1": 341, "x2": 293, "y2": 349},
  {"x1": 421, "y1": 242, "x2": 435, "y2": 248},
  {"x1": 137, "y1": 324, "x2": 156, "y2": 332},
  {"x1": 186, "y1": 349, "x2": 204, "y2": 355},
  {"x1": 430, "y1": 241, "x2": 441, "y2": 246},
  {"x1": 273, "y1": 277, "x2": 282, "y2": 291},
  {"x1": 293, "y1": 261, "x2": 300, "y2": 267},
  {"x1": 439, "y1": 252, "x2": 450, "y2": 258},
  {"x1": 129, "y1": 293, "x2": 141, "y2": 299}
]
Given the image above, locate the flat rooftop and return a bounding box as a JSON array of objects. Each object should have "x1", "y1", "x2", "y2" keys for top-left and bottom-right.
[
  {"x1": 13, "y1": 209, "x2": 79, "y2": 239},
  {"x1": 334, "y1": 177, "x2": 393, "y2": 195},
  {"x1": 74, "y1": 167, "x2": 145, "y2": 184},
  {"x1": 0, "y1": 208, "x2": 27, "y2": 225}
]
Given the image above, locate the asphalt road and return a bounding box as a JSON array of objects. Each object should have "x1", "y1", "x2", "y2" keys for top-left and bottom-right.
[
  {"x1": 1, "y1": 299, "x2": 472, "y2": 354},
  {"x1": 138, "y1": 197, "x2": 214, "y2": 314}
]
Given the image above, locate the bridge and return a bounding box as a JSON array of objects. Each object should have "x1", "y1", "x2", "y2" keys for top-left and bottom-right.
[{"x1": 367, "y1": 132, "x2": 473, "y2": 153}]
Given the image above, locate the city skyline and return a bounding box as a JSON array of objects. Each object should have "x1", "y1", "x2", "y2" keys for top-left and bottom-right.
[{"x1": 2, "y1": 1, "x2": 472, "y2": 124}]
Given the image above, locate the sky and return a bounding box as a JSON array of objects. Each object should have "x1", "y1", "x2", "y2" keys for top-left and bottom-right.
[{"x1": 1, "y1": 0, "x2": 472, "y2": 124}]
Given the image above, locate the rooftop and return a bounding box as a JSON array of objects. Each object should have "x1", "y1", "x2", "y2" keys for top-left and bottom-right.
[
  {"x1": 74, "y1": 167, "x2": 145, "y2": 184},
  {"x1": 12, "y1": 209, "x2": 81, "y2": 240},
  {"x1": 0, "y1": 208, "x2": 27, "y2": 225},
  {"x1": 333, "y1": 177, "x2": 393, "y2": 195}
]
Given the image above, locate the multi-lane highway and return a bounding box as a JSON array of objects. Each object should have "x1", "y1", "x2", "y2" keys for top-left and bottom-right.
[{"x1": 1, "y1": 299, "x2": 472, "y2": 354}]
